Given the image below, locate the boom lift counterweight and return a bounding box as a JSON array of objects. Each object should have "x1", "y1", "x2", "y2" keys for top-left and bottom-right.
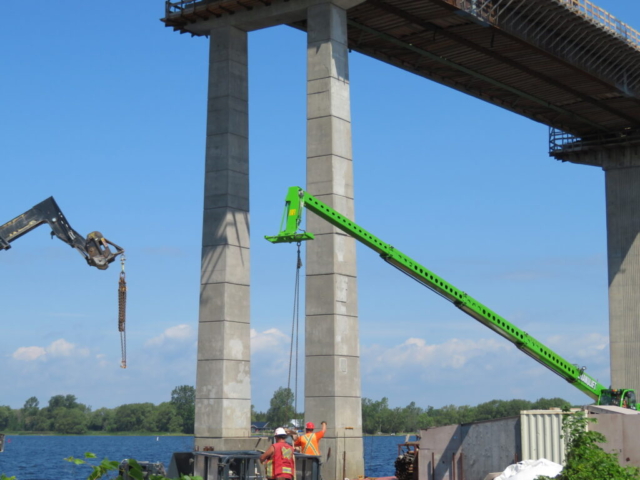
[{"x1": 266, "y1": 186, "x2": 637, "y2": 410}]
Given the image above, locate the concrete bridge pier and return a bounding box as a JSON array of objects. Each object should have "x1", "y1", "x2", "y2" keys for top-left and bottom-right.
[
  {"x1": 305, "y1": 3, "x2": 364, "y2": 480},
  {"x1": 195, "y1": 24, "x2": 261, "y2": 452},
  {"x1": 604, "y1": 156, "x2": 640, "y2": 393},
  {"x1": 555, "y1": 145, "x2": 640, "y2": 395},
  {"x1": 190, "y1": 2, "x2": 365, "y2": 475}
]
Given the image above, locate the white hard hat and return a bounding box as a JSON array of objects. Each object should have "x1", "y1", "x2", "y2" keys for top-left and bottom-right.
[{"x1": 274, "y1": 427, "x2": 287, "y2": 436}]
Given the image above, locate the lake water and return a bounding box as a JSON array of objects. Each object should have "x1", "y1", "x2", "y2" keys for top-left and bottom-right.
[{"x1": 0, "y1": 435, "x2": 412, "y2": 480}]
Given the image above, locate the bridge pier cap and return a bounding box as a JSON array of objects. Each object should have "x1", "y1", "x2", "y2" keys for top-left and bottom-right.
[{"x1": 167, "y1": 0, "x2": 367, "y2": 35}]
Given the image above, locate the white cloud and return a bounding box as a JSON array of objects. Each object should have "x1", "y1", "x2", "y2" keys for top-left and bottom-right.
[
  {"x1": 357, "y1": 329, "x2": 613, "y2": 409},
  {"x1": 546, "y1": 332, "x2": 609, "y2": 360},
  {"x1": 96, "y1": 353, "x2": 110, "y2": 367},
  {"x1": 145, "y1": 324, "x2": 195, "y2": 347},
  {"x1": 250, "y1": 328, "x2": 289, "y2": 353},
  {"x1": 11, "y1": 339, "x2": 89, "y2": 362},
  {"x1": 365, "y1": 336, "x2": 511, "y2": 371},
  {"x1": 48, "y1": 339, "x2": 76, "y2": 357},
  {"x1": 12, "y1": 346, "x2": 46, "y2": 361}
]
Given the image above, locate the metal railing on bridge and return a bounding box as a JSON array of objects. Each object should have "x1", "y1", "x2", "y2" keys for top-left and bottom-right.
[
  {"x1": 166, "y1": 0, "x2": 197, "y2": 16},
  {"x1": 455, "y1": 0, "x2": 640, "y2": 49},
  {"x1": 166, "y1": 0, "x2": 640, "y2": 51},
  {"x1": 549, "y1": 127, "x2": 640, "y2": 155}
]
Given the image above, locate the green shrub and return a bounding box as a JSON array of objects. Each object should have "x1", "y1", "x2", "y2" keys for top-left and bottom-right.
[{"x1": 539, "y1": 410, "x2": 640, "y2": 480}]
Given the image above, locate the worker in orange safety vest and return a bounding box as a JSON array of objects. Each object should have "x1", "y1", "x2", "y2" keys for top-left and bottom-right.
[{"x1": 291, "y1": 421, "x2": 327, "y2": 456}]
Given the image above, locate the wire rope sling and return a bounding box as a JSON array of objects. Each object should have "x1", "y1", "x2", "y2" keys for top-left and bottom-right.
[{"x1": 118, "y1": 254, "x2": 127, "y2": 368}]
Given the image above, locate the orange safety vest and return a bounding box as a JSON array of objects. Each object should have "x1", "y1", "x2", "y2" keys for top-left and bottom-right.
[{"x1": 298, "y1": 432, "x2": 323, "y2": 455}]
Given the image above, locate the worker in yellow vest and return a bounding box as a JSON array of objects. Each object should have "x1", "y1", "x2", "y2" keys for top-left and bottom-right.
[{"x1": 293, "y1": 421, "x2": 327, "y2": 456}]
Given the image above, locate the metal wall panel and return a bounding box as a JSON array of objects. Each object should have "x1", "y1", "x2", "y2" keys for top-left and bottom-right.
[
  {"x1": 520, "y1": 410, "x2": 568, "y2": 464},
  {"x1": 419, "y1": 418, "x2": 520, "y2": 480}
]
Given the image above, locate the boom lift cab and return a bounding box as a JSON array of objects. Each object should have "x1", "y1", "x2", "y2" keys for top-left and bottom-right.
[{"x1": 266, "y1": 186, "x2": 637, "y2": 410}]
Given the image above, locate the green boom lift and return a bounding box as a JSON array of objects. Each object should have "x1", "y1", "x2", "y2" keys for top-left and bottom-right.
[{"x1": 266, "y1": 186, "x2": 637, "y2": 410}]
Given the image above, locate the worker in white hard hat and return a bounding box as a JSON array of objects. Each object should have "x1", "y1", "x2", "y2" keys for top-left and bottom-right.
[{"x1": 260, "y1": 427, "x2": 295, "y2": 480}]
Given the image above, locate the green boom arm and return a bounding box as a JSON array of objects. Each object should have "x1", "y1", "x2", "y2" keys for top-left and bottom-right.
[{"x1": 266, "y1": 186, "x2": 637, "y2": 409}]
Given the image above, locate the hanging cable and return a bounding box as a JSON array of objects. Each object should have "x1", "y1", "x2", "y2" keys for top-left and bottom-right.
[
  {"x1": 288, "y1": 242, "x2": 302, "y2": 418},
  {"x1": 118, "y1": 254, "x2": 127, "y2": 369}
]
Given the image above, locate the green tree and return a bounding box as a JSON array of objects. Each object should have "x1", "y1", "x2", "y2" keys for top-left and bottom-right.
[
  {"x1": 474, "y1": 399, "x2": 532, "y2": 421},
  {"x1": 46, "y1": 394, "x2": 81, "y2": 412},
  {"x1": 111, "y1": 403, "x2": 155, "y2": 432},
  {"x1": 361, "y1": 397, "x2": 389, "y2": 434},
  {"x1": 381, "y1": 407, "x2": 406, "y2": 434},
  {"x1": 22, "y1": 396, "x2": 39, "y2": 430},
  {"x1": 6, "y1": 409, "x2": 19, "y2": 431},
  {"x1": 430, "y1": 404, "x2": 461, "y2": 426},
  {"x1": 23, "y1": 396, "x2": 39, "y2": 415},
  {"x1": 148, "y1": 402, "x2": 183, "y2": 433},
  {"x1": 30, "y1": 410, "x2": 52, "y2": 432},
  {"x1": 88, "y1": 408, "x2": 114, "y2": 432},
  {"x1": 417, "y1": 407, "x2": 436, "y2": 429},
  {"x1": 266, "y1": 387, "x2": 294, "y2": 428},
  {"x1": 47, "y1": 395, "x2": 67, "y2": 410},
  {"x1": 531, "y1": 397, "x2": 571, "y2": 410},
  {"x1": 0, "y1": 406, "x2": 12, "y2": 430},
  {"x1": 403, "y1": 402, "x2": 423, "y2": 433},
  {"x1": 53, "y1": 408, "x2": 88, "y2": 434},
  {"x1": 251, "y1": 405, "x2": 267, "y2": 423},
  {"x1": 456, "y1": 405, "x2": 478, "y2": 424},
  {"x1": 171, "y1": 385, "x2": 195, "y2": 434},
  {"x1": 539, "y1": 411, "x2": 640, "y2": 480}
]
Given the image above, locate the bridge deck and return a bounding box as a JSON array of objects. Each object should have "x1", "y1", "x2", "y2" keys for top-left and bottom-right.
[{"x1": 163, "y1": 0, "x2": 640, "y2": 140}]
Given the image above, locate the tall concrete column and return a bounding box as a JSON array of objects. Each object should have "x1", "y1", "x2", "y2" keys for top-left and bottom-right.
[
  {"x1": 305, "y1": 3, "x2": 364, "y2": 480},
  {"x1": 195, "y1": 25, "x2": 253, "y2": 450},
  {"x1": 605, "y1": 160, "x2": 640, "y2": 393}
]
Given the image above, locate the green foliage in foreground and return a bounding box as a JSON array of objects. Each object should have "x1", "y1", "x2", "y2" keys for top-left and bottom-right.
[
  {"x1": 63, "y1": 452, "x2": 202, "y2": 480},
  {"x1": 538, "y1": 411, "x2": 640, "y2": 480},
  {"x1": 61, "y1": 452, "x2": 203, "y2": 480}
]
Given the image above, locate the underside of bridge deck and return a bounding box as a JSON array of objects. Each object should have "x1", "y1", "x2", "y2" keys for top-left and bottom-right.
[{"x1": 164, "y1": 0, "x2": 640, "y2": 140}]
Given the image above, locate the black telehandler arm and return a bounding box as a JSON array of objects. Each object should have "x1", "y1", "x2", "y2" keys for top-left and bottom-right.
[{"x1": 0, "y1": 197, "x2": 124, "y2": 270}]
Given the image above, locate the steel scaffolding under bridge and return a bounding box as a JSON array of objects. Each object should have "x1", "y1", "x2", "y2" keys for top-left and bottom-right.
[{"x1": 163, "y1": 0, "x2": 640, "y2": 157}]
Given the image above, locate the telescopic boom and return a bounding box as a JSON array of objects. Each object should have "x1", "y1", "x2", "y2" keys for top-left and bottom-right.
[{"x1": 266, "y1": 186, "x2": 637, "y2": 410}]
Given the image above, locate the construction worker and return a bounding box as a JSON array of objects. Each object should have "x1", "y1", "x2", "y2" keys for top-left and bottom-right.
[
  {"x1": 293, "y1": 421, "x2": 327, "y2": 456},
  {"x1": 260, "y1": 427, "x2": 296, "y2": 480}
]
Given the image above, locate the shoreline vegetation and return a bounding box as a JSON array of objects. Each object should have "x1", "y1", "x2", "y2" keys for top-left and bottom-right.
[
  {"x1": 1, "y1": 385, "x2": 573, "y2": 436},
  {"x1": 0, "y1": 386, "x2": 196, "y2": 436}
]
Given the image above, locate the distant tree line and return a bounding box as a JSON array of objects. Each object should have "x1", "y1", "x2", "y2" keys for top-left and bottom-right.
[
  {"x1": 0, "y1": 385, "x2": 195, "y2": 435},
  {"x1": 360, "y1": 397, "x2": 572, "y2": 434},
  {"x1": 1, "y1": 384, "x2": 570, "y2": 436},
  {"x1": 250, "y1": 387, "x2": 572, "y2": 435}
]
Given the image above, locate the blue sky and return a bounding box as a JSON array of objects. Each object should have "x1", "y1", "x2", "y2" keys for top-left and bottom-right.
[{"x1": 1, "y1": 0, "x2": 638, "y2": 414}]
